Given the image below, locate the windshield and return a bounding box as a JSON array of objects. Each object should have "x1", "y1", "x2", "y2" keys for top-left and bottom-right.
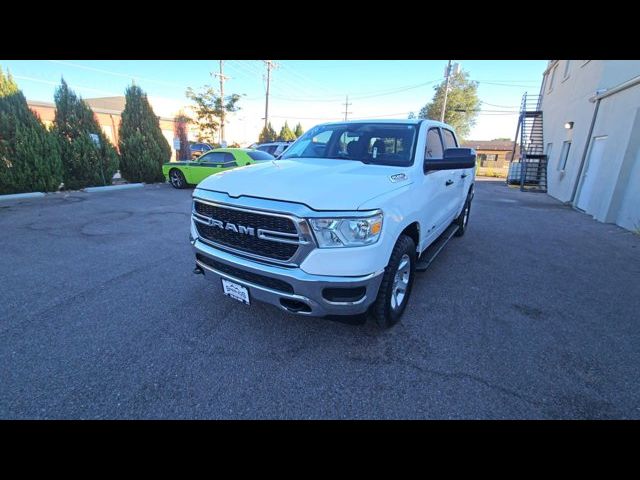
[{"x1": 280, "y1": 122, "x2": 419, "y2": 166}]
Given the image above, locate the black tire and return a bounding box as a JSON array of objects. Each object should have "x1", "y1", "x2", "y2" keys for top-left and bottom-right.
[
  {"x1": 454, "y1": 191, "x2": 472, "y2": 237},
  {"x1": 169, "y1": 169, "x2": 187, "y2": 189},
  {"x1": 371, "y1": 234, "x2": 416, "y2": 329}
]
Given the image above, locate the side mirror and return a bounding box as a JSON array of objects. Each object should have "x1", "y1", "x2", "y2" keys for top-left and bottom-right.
[{"x1": 424, "y1": 148, "x2": 476, "y2": 172}]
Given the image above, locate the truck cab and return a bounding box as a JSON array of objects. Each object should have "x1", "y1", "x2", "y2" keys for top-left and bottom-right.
[{"x1": 190, "y1": 119, "x2": 475, "y2": 328}]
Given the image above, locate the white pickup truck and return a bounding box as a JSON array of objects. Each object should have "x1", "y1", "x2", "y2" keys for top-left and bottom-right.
[{"x1": 190, "y1": 119, "x2": 475, "y2": 328}]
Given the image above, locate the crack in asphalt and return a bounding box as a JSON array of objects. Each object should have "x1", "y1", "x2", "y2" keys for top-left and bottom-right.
[{"x1": 1, "y1": 253, "x2": 177, "y2": 335}]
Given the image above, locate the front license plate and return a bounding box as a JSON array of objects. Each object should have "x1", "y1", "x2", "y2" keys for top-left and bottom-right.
[{"x1": 221, "y1": 279, "x2": 250, "y2": 305}]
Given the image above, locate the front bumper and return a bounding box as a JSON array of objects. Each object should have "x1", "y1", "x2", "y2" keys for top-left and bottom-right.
[{"x1": 193, "y1": 238, "x2": 384, "y2": 317}]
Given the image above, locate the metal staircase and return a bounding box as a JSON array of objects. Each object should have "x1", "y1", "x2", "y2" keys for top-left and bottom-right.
[{"x1": 507, "y1": 93, "x2": 548, "y2": 192}]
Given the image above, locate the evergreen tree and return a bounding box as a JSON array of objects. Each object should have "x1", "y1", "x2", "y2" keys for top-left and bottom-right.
[
  {"x1": 258, "y1": 122, "x2": 277, "y2": 143},
  {"x1": 118, "y1": 84, "x2": 170, "y2": 183},
  {"x1": 293, "y1": 122, "x2": 304, "y2": 138},
  {"x1": 53, "y1": 79, "x2": 119, "y2": 190},
  {"x1": 277, "y1": 121, "x2": 296, "y2": 142},
  {"x1": 418, "y1": 70, "x2": 480, "y2": 139},
  {"x1": 0, "y1": 68, "x2": 63, "y2": 194}
]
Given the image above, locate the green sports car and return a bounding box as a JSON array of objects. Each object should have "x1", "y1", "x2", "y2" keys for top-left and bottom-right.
[{"x1": 163, "y1": 148, "x2": 275, "y2": 189}]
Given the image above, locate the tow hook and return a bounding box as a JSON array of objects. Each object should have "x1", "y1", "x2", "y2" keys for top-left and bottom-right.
[{"x1": 193, "y1": 264, "x2": 204, "y2": 275}]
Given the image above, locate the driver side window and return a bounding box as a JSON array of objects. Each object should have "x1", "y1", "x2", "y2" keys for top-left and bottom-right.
[{"x1": 425, "y1": 128, "x2": 444, "y2": 159}]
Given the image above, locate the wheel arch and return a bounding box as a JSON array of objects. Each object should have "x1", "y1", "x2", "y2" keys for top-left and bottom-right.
[{"x1": 399, "y1": 221, "x2": 421, "y2": 253}]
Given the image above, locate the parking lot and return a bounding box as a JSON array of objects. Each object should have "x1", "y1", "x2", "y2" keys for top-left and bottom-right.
[{"x1": 1, "y1": 179, "x2": 639, "y2": 419}]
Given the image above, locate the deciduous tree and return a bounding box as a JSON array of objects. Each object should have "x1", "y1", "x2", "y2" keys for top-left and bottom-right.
[
  {"x1": 418, "y1": 70, "x2": 481, "y2": 139},
  {"x1": 174, "y1": 111, "x2": 191, "y2": 161},
  {"x1": 186, "y1": 84, "x2": 242, "y2": 143}
]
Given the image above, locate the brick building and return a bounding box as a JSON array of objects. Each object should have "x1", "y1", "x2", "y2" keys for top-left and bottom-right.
[
  {"x1": 461, "y1": 139, "x2": 518, "y2": 177},
  {"x1": 28, "y1": 96, "x2": 184, "y2": 161}
]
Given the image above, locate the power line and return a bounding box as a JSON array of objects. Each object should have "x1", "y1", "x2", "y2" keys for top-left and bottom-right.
[
  {"x1": 47, "y1": 60, "x2": 184, "y2": 88},
  {"x1": 13, "y1": 75, "x2": 121, "y2": 97},
  {"x1": 268, "y1": 79, "x2": 439, "y2": 103},
  {"x1": 481, "y1": 101, "x2": 520, "y2": 109},
  {"x1": 477, "y1": 81, "x2": 539, "y2": 88}
]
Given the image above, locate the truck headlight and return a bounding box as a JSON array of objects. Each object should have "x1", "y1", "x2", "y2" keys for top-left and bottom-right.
[{"x1": 308, "y1": 213, "x2": 383, "y2": 248}]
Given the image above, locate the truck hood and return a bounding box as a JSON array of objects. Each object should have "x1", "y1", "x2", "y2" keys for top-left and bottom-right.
[{"x1": 196, "y1": 158, "x2": 413, "y2": 211}]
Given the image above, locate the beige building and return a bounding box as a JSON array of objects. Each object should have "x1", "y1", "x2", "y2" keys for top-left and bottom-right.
[
  {"x1": 539, "y1": 60, "x2": 640, "y2": 232},
  {"x1": 461, "y1": 140, "x2": 516, "y2": 178}
]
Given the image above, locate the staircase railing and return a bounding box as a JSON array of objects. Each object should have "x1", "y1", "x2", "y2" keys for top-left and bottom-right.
[{"x1": 507, "y1": 93, "x2": 548, "y2": 192}]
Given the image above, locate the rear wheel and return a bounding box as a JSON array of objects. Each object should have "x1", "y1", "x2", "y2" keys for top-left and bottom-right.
[
  {"x1": 371, "y1": 235, "x2": 416, "y2": 329},
  {"x1": 454, "y1": 191, "x2": 472, "y2": 237},
  {"x1": 169, "y1": 169, "x2": 187, "y2": 189}
]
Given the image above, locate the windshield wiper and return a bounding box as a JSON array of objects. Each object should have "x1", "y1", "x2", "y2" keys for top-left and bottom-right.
[{"x1": 324, "y1": 156, "x2": 372, "y2": 164}]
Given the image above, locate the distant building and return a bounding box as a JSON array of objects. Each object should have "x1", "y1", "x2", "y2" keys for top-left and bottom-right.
[
  {"x1": 462, "y1": 139, "x2": 517, "y2": 177},
  {"x1": 28, "y1": 96, "x2": 190, "y2": 162},
  {"x1": 539, "y1": 60, "x2": 640, "y2": 232}
]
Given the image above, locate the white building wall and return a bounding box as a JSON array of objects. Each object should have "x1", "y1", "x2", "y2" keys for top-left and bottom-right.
[
  {"x1": 541, "y1": 61, "x2": 603, "y2": 202},
  {"x1": 540, "y1": 60, "x2": 640, "y2": 231}
]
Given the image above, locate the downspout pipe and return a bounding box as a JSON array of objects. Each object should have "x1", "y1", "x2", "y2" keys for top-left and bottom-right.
[{"x1": 569, "y1": 97, "x2": 601, "y2": 205}]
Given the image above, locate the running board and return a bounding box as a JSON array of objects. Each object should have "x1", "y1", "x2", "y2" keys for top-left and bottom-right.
[{"x1": 415, "y1": 224, "x2": 459, "y2": 272}]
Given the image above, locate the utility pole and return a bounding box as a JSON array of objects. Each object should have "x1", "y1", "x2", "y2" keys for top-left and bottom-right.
[
  {"x1": 343, "y1": 95, "x2": 352, "y2": 121},
  {"x1": 440, "y1": 60, "x2": 452, "y2": 122},
  {"x1": 263, "y1": 60, "x2": 278, "y2": 130},
  {"x1": 212, "y1": 60, "x2": 230, "y2": 144}
]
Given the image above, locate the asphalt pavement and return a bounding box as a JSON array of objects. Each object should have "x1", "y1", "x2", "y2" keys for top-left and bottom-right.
[{"x1": 1, "y1": 179, "x2": 639, "y2": 419}]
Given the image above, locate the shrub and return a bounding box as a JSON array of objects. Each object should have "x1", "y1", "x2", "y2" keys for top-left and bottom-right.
[
  {"x1": 118, "y1": 84, "x2": 170, "y2": 183},
  {"x1": 0, "y1": 68, "x2": 63, "y2": 194},
  {"x1": 53, "y1": 79, "x2": 119, "y2": 190}
]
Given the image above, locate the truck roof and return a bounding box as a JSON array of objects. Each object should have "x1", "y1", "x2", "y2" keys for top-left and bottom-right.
[{"x1": 318, "y1": 118, "x2": 453, "y2": 129}]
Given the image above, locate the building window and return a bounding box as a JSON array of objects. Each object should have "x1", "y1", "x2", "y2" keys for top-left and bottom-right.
[
  {"x1": 558, "y1": 141, "x2": 571, "y2": 171},
  {"x1": 563, "y1": 60, "x2": 571, "y2": 80},
  {"x1": 545, "y1": 142, "x2": 553, "y2": 161},
  {"x1": 547, "y1": 65, "x2": 557, "y2": 93}
]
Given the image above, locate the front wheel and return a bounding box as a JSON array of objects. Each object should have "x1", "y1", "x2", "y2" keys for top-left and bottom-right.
[
  {"x1": 169, "y1": 169, "x2": 187, "y2": 189},
  {"x1": 371, "y1": 235, "x2": 416, "y2": 329}
]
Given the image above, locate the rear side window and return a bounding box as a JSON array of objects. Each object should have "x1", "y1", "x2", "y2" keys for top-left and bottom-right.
[
  {"x1": 425, "y1": 128, "x2": 444, "y2": 159},
  {"x1": 257, "y1": 145, "x2": 278, "y2": 154},
  {"x1": 248, "y1": 150, "x2": 275, "y2": 161},
  {"x1": 442, "y1": 129, "x2": 458, "y2": 149}
]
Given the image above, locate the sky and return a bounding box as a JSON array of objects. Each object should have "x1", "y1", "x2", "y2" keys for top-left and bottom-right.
[{"x1": 0, "y1": 60, "x2": 548, "y2": 144}]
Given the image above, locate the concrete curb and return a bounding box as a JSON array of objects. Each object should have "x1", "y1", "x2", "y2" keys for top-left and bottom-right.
[
  {"x1": 0, "y1": 192, "x2": 46, "y2": 202},
  {"x1": 83, "y1": 183, "x2": 145, "y2": 193}
]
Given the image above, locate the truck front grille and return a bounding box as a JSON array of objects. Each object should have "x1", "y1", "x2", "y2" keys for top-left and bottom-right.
[{"x1": 193, "y1": 200, "x2": 300, "y2": 262}]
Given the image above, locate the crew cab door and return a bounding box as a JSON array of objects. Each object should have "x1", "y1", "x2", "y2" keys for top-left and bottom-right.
[
  {"x1": 414, "y1": 127, "x2": 460, "y2": 248},
  {"x1": 440, "y1": 127, "x2": 468, "y2": 216}
]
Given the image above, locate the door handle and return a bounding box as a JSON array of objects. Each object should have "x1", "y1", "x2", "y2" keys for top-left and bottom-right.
[
  {"x1": 445, "y1": 180, "x2": 454, "y2": 186},
  {"x1": 461, "y1": 173, "x2": 468, "y2": 178}
]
